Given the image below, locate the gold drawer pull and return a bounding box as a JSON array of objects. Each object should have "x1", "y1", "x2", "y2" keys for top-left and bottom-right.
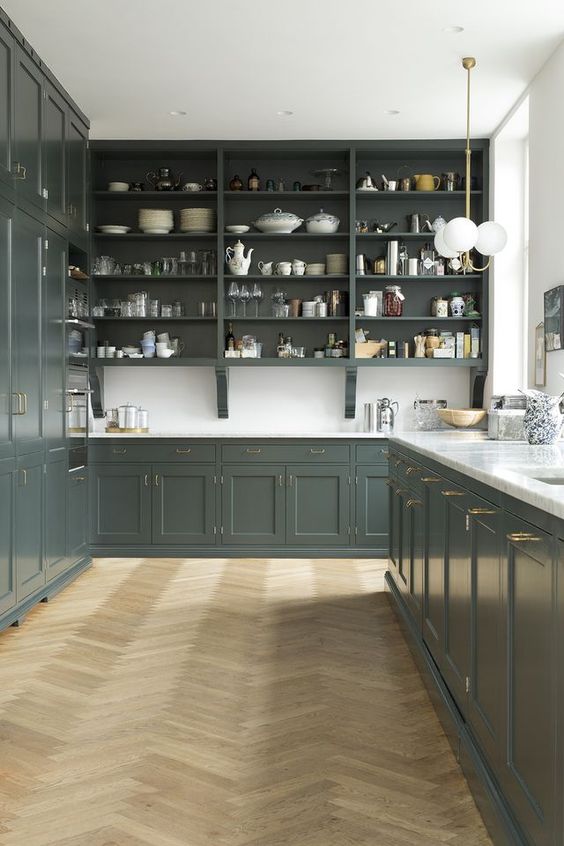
[
  {"x1": 112, "y1": 448, "x2": 127, "y2": 454},
  {"x1": 380, "y1": 449, "x2": 389, "y2": 457},
  {"x1": 385, "y1": 479, "x2": 395, "y2": 488},
  {"x1": 246, "y1": 448, "x2": 262, "y2": 454},
  {"x1": 405, "y1": 498, "x2": 422, "y2": 509},
  {"x1": 73, "y1": 476, "x2": 86, "y2": 482},
  {"x1": 468, "y1": 507, "x2": 497, "y2": 515},
  {"x1": 421, "y1": 477, "x2": 441, "y2": 483},
  {"x1": 394, "y1": 459, "x2": 403, "y2": 467},
  {"x1": 176, "y1": 448, "x2": 192, "y2": 454},
  {"x1": 310, "y1": 448, "x2": 326, "y2": 454},
  {"x1": 406, "y1": 466, "x2": 421, "y2": 475},
  {"x1": 441, "y1": 490, "x2": 465, "y2": 497},
  {"x1": 507, "y1": 532, "x2": 541, "y2": 542}
]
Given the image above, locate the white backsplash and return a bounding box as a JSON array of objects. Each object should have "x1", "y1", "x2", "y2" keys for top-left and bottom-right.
[{"x1": 94, "y1": 367, "x2": 471, "y2": 434}]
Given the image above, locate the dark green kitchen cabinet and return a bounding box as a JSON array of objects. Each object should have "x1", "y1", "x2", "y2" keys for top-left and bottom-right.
[
  {"x1": 388, "y1": 480, "x2": 401, "y2": 579},
  {"x1": 0, "y1": 457, "x2": 15, "y2": 615},
  {"x1": 43, "y1": 83, "x2": 67, "y2": 226},
  {"x1": 90, "y1": 464, "x2": 151, "y2": 546},
  {"x1": 43, "y1": 230, "x2": 66, "y2": 450},
  {"x1": 0, "y1": 196, "x2": 14, "y2": 462},
  {"x1": 286, "y1": 465, "x2": 350, "y2": 546},
  {"x1": 67, "y1": 469, "x2": 88, "y2": 565},
  {"x1": 67, "y1": 114, "x2": 88, "y2": 234},
  {"x1": 15, "y1": 452, "x2": 44, "y2": 601},
  {"x1": 13, "y1": 46, "x2": 43, "y2": 210},
  {"x1": 152, "y1": 464, "x2": 216, "y2": 545},
  {"x1": 355, "y1": 466, "x2": 388, "y2": 549},
  {"x1": 0, "y1": 23, "x2": 14, "y2": 193},
  {"x1": 45, "y1": 450, "x2": 67, "y2": 581},
  {"x1": 500, "y1": 516, "x2": 556, "y2": 846},
  {"x1": 422, "y1": 477, "x2": 446, "y2": 666},
  {"x1": 442, "y1": 484, "x2": 472, "y2": 710},
  {"x1": 12, "y1": 209, "x2": 43, "y2": 456},
  {"x1": 222, "y1": 465, "x2": 285, "y2": 546},
  {"x1": 405, "y1": 492, "x2": 424, "y2": 627}
]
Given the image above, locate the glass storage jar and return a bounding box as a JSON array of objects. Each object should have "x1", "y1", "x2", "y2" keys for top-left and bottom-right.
[{"x1": 383, "y1": 285, "x2": 404, "y2": 317}]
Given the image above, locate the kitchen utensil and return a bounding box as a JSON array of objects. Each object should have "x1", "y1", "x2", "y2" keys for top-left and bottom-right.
[
  {"x1": 386, "y1": 180, "x2": 398, "y2": 191},
  {"x1": 97, "y1": 225, "x2": 131, "y2": 235},
  {"x1": 252, "y1": 208, "x2": 303, "y2": 234},
  {"x1": 289, "y1": 299, "x2": 302, "y2": 317},
  {"x1": 407, "y1": 213, "x2": 430, "y2": 233},
  {"x1": 292, "y1": 259, "x2": 306, "y2": 275},
  {"x1": 251, "y1": 283, "x2": 263, "y2": 316},
  {"x1": 225, "y1": 240, "x2": 253, "y2": 275},
  {"x1": 258, "y1": 261, "x2": 273, "y2": 276},
  {"x1": 305, "y1": 263, "x2": 326, "y2": 275},
  {"x1": 413, "y1": 173, "x2": 441, "y2": 191},
  {"x1": 363, "y1": 291, "x2": 381, "y2": 317},
  {"x1": 356, "y1": 254, "x2": 367, "y2": 275},
  {"x1": 442, "y1": 171, "x2": 460, "y2": 191},
  {"x1": 438, "y1": 408, "x2": 487, "y2": 429},
  {"x1": 108, "y1": 181, "x2": 129, "y2": 192},
  {"x1": 226, "y1": 225, "x2": 250, "y2": 234},
  {"x1": 356, "y1": 172, "x2": 378, "y2": 191},
  {"x1": 227, "y1": 281, "x2": 240, "y2": 316},
  {"x1": 130, "y1": 182, "x2": 144, "y2": 191},
  {"x1": 377, "y1": 398, "x2": 399, "y2": 433},
  {"x1": 182, "y1": 182, "x2": 203, "y2": 191},
  {"x1": 373, "y1": 222, "x2": 397, "y2": 234},
  {"x1": 399, "y1": 177, "x2": 412, "y2": 191},
  {"x1": 276, "y1": 262, "x2": 292, "y2": 276},
  {"x1": 145, "y1": 167, "x2": 182, "y2": 191},
  {"x1": 313, "y1": 168, "x2": 341, "y2": 190},
  {"x1": 408, "y1": 258, "x2": 419, "y2": 275},
  {"x1": 364, "y1": 403, "x2": 379, "y2": 433},
  {"x1": 386, "y1": 241, "x2": 399, "y2": 275},
  {"x1": 305, "y1": 209, "x2": 340, "y2": 234},
  {"x1": 413, "y1": 398, "x2": 448, "y2": 430}
]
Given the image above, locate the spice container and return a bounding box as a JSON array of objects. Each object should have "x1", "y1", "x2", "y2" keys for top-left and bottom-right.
[{"x1": 383, "y1": 285, "x2": 405, "y2": 317}]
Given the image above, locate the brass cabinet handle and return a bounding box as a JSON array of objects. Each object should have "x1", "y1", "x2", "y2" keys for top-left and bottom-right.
[
  {"x1": 468, "y1": 507, "x2": 497, "y2": 515},
  {"x1": 310, "y1": 448, "x2": 326, "y2": 454},
  {"x1": 406, "y1": 466, "x2": 422, "y2": 475},
  {"x1": 507, "y1": 532, "x2": 542, "y2": 542},
  {"x1": 175, "y1": 448, "x2": 192, "y2": 454},
  {"x1": 279, "y1": 475, "x2": 284, "y2": 487},
  {"x1": 441, "y1": 490, "x2": 465, "y2": 497},
  {"x1": 13, "y1": 162, "x2": 26, "y2": 180},
  {"x1": 21, "y1": 392, "x2": 27, "y2": 415},
  {"x1": 246, "y1": 448, "x2": 262, "y2": 454},
  {"x1": 73, "y1": 476, "x2": 86, "y2": 482},
  {"x1": 12, "y1": 392, "x2": 24, "y2": 415},
  {"x1": 380, "y1": 449, "x2": 389, "y2": 456},
  {"x1": 144, "y1": 474, "x2": 149, "y2": 487},
  {"x1": 112, "y1": 448, "x2": 127, "y2": 454},
  {"x1": 395, "y1": 488, "x2": 407, "y2": 495},
  {"x1": 288, "y1": 474, "x2": 294, "y2": 487},
  {"x1": 19, "y1": 468, "x2": 27, "y2": 486},
  {"x1": 385, "y1": 479, "x2": 395, "y2": 488},
  {"x1": 421, "y1": 477, "x2": 441, "y2": 483},
  {"x1": 154, "y1": 474, "x2": 160, "y2": 486},
  {"x1": 405, "y1": 498, "x2": 422, "y2": 509}
]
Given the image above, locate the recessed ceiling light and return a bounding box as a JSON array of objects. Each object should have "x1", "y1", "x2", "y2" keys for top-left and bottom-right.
[
  {"x1": 443, "y1": 25, "x2": 464, "y2": 33},
  {"x1": 169, "y1": 110, "x2": 187, "y2": 116},
  {"x1": 384, "y1": 110, "x2": 400, "y2": 116},
  {"x1": 277, "y1": 110, "x2": 293, "y2": 116}
]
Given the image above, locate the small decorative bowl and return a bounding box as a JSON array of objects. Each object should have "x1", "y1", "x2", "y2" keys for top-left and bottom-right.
[
  {"x1": 226, "y1": 225, "x2": 250, "y2": 234},
  {"x1": 437, "y1": 408, "x2": 487, "y2": 428}
]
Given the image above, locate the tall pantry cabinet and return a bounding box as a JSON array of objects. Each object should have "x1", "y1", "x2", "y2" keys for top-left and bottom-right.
[{"x1": 0, "y1": 8, "x2": 91, "y2": 634}]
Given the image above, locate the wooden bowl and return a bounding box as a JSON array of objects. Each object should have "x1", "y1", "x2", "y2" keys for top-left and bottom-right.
[
  {"x1": 355, "y1": 341, "x2": 387, "y2": 359},
  {"x1": 437, "y1": 408, "x2": 487, "y2": 428}
]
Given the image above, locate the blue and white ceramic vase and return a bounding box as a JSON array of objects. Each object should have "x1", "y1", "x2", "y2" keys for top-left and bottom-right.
[{"x1": 522, "y1": 389, "x2": 564, "y2": 445}]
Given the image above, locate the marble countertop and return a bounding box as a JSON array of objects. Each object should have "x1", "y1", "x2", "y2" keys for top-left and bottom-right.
[
  {"x1": 391, "y1": 431, "x2": 564, "y2": 520},
  {"x1": 89, "y1": 431, "x2": 388, "y2": 440}
]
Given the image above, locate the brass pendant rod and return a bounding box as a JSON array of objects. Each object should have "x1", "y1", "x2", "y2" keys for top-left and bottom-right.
[{"x1": 462, "y1": 57, "x2": 475, "y2": 220}]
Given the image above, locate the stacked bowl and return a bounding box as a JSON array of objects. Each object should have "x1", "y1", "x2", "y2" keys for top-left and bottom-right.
[
  {"x1": 179, "y1": 207, "x2": 216, "y2": 233},
  {"x1": 305, "y1": 262, "x2": 326, "y2": 276},
  {"x1": 138, "y1": 208, "x2": 174, "y2": 234},
  {"x1": 326, "y1": 253, "x2": 347, "y2": 275}
]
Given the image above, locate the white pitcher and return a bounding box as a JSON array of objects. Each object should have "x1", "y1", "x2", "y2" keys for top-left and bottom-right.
[{"x1": 225, "y1": 239, "x2": 253, "y2": 276}]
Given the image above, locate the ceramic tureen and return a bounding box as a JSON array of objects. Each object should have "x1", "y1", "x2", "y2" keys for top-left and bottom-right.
[
  {"x1": 305, "y1": 209, "x2": 340, "y2": 234},
  {"x1": 252, "y1": 208, "x2": 303, "y2": 234}
]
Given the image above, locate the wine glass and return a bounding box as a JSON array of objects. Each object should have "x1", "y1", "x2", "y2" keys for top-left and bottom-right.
[
  {"x1": 239, "y1": 283, "x2": 251, "y2": 318},
  {"x1": 251, "y1": 282, "x2": 263, "y2": 317},
  {"x1": 227, "y1": 281, "x2": 239, "y2": 317}
]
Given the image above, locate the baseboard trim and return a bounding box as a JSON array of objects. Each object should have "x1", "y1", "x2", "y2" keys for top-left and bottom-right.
[
  {"x1": 385, "y1": 571, "x2": 527, "y2": 846},
  {"x1": 90, "y1": 545, "x2": 387, "y2": 558}
]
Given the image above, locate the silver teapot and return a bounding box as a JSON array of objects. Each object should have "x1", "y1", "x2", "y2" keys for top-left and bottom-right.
[{"x1": 145, "y1": 167, "x2": 183, "y2": 191}]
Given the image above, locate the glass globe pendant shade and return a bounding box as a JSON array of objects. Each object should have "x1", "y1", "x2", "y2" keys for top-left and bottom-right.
[
  {"x1": 434, "y1": 226, "x2": 459, "y2": 259},
  {"x1": 442, "y1": 217, "x2": 479, "y2": 252},
  {"x1": 475, "y1": 221, "x2": 507, "y2": 256}
]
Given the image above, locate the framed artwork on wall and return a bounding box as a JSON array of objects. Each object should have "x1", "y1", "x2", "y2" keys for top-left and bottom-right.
[
  {"x1": 535, "y1": 322, "x2": 546, "y2": 387},
  {"x1": 544, "y1": 285, "x2": 564, "y2": 351}
]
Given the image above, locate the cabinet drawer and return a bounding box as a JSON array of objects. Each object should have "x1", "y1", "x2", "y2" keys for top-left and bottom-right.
[
  {"x1": 356, "y1": 444, "x2": 389, "y2": 464},
  {"x1": 222, "y1": 444, "x2": 349, "y2": 463},
  {"x1": 90, "y1": 443, "x2": 216, "y2": 464}
]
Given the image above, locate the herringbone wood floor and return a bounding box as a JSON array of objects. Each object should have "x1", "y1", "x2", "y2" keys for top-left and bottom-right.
[{"x1": 0, "y1": 558, "x2": 492, "y2": 846}]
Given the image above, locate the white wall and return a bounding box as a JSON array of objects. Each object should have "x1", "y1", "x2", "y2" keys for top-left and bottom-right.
[
  {"x1": 528, "y1": 39, "x2": 564, "y2": 394},
  {"x1": 95, "y1": 367, "x2": 470, "y2": 434}
]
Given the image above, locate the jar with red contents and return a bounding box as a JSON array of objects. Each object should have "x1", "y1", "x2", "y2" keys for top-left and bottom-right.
[{"x1": 383, "y1": 285, "x2": 405, "y2": 317}]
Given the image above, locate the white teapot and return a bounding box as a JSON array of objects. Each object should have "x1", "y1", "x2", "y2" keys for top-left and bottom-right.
[{"x1": 225, "y1": 239, "x2": 253, "y2": 276}]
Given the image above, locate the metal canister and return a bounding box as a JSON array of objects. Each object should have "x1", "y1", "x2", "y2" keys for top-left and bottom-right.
[{"x1": 364, "y1": 403, "x2": 378, "y2": 433}]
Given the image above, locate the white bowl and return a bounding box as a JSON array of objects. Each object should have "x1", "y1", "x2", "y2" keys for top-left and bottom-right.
[
  {"x1": 108, "y1": 182, "x2": 129, "y2": 192},
  {"x1": 139, "y1": 227, "x2": 174, "y2": 234},
  {"x1": 226, "y1": 225, "x2": 250, "y2": 234},
  {"x1": 97, "y1": 225, "x2": 131, "y2": 235}
]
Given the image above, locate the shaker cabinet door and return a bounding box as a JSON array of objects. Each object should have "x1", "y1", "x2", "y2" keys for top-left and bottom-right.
[
  {"x1": 0, "y1": 457, "x2": 15, "y2": 615},
  {"x1": 14, "y1": 47, "x2": 43, "y2": 210},
  {"x1": 90, "y1": 464, "x2": 152, "y2": 547},
  {"x1": 152, "y1": 464, "x2": 216, "y2": 545},
  {"x1": 0, "y1": 196, "x2": 14, "y2": 462},
  {"x1": 43, "y1": 84, "x2": 67, "y2": 225},
  {"x1": 45, "y1": 450, "x2": 67, "y2": 581},
  {"x1": 67, "y1": 115, "x2": 87, "y2": 233},
  {"x1": 286, "y1": 465, "x2": 349, "y2": 546},
  {"x1": 15, "y1": 452, "x2": 44, "y2": 601},
  {"x1": 356, "y1": 466, "x2": 388, "y2": 550},
  {"x1": 67, "y1": 468, "x2": 88, "y2": 564},
  {"x1": 222, "y1": 466, "x2": 285, "y2": 546},
  {"x1": 43, "y1": 230, "x2": 66, "y2": 450},
  {"x1": 422, "y1": 478, "x2": 446, "y2": 667},
  {"x1": 388, "y1": 477, "x2": 402, "y2": 582},
  {"x1": 12, "y1": 209, "x2": 44, "y2": 456},
  {"x1": 0, "y1": 23, "x2": 14, "y2": 194}
]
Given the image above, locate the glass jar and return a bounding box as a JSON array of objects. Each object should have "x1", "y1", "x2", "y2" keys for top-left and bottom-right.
[
  {"x1": 161, "y1": 304, "x2": 173, "y2": 318},
  {"x1": 383, "y1": 285, "x2": 404, "y2": 317}
]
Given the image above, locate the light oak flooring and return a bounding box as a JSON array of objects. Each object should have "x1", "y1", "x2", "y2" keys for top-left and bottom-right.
[{"x1": 0, "y1": 558, "x2": 492, "y2": 845}]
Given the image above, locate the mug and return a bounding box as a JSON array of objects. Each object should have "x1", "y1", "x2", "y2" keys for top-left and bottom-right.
[
  {"x1": 386, "y1": 180, "x2": 398, "y2": 191},
  {"x1": 182, "y1": 182, "x2": 203, "y2": 192},
  {"x1": 292, "y1": 260, "x2": 306, "y2": 275},
  {"x1": 157, "y1": 332, "x2": 170, "y2": 343},
  {"x1": 276, "y1": 262, "x2": 292, "y2": 276},
  {"x1": 143, "y1": 330, "x2": 155, "y2": 340},
  {"x1": 258, "y1": 261, "x2": 273, "y2": 276}
]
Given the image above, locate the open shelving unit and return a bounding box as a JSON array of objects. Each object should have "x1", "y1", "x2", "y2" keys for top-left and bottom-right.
[{"x1": 89, "y1": 140, "x2": 489, "y2": 417}]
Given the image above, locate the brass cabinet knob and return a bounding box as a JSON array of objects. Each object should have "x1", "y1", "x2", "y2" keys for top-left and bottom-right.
[{"x1": 405, "y1": 498, "x2": 422, "y2": 509}]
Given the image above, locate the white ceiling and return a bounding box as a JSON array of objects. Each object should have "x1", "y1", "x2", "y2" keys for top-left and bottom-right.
[{"x1": 4, "y1": 0, "x2": 564, "y2": 140}]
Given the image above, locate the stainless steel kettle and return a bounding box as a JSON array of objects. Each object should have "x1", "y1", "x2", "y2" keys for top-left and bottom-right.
[{"x1": 377, "y1": 398, "x2": 399, "y2": 433}]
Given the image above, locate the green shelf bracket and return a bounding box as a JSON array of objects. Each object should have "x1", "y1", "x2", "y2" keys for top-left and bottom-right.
[
  {"x1": 345, "y1": 366, "x2": 357, "y2": 419},
  {"x1": 216, "y1": 366, "x2": 229, "y2": 419},
  {"x1": 90, "y1": 366, "x2": 104, "y2": 418}
]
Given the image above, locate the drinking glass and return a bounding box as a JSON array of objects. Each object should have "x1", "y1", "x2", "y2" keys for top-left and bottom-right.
[
  {"x1": 227, "y1": 281, "x2": 239, "y2": 317},
  {"x1": 251, "y1": 282, "x2": 263, "y2": 317},
  {"x1": 239, "y1": 283, "x2": 250, "y2": 317}
]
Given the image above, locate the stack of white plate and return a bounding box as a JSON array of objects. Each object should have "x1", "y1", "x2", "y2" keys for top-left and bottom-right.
[
  {"x1": 138, "y1": 208, "x2": 174, "y2": 234},
  {"x1": 302, "y1": 301, "x2": 316, "y2": 317},
  {"x1": 326, "y1": 253, "x2": 347, "y2": 275},
  {"x1": 179, "y1": 207, "x2": 216, "y2": 233},
  {"x1": 305, "y1": 262, "x2": 326, "y2": 276}
]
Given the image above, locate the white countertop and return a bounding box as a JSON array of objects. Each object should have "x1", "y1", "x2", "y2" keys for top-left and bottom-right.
[
  {"x1": 391, "y1": 431, "x2": 564, "y2": 520},
  {"x1": 89, "y1": 431, "x2": 388, "y2": 439}
]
